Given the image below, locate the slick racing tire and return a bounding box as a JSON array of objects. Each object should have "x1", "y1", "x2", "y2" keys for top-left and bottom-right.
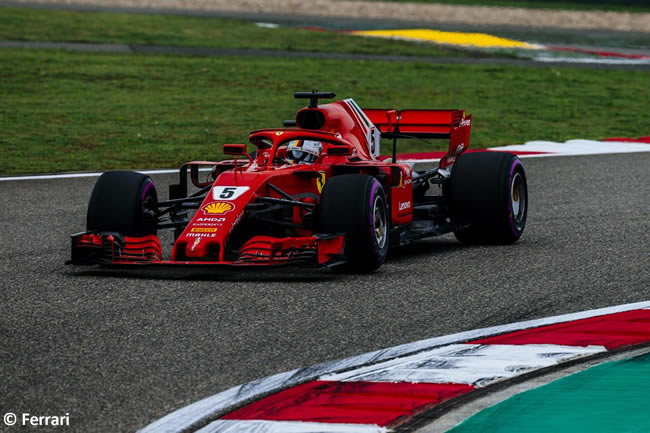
[
  {"x1": 448, "y1": 152, "x2": 527, "y2": 244},
  {"x1": 87, "y1": 171, "x2": 158, "y2": 237},
  {"x1": 316, "y1": 174, "x2": 389, "y2": 272}
]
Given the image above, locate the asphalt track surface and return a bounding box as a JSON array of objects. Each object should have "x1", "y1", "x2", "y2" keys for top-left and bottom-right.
[{"x1": 1, "y1": 152, "x2": 649, "y2": 432}]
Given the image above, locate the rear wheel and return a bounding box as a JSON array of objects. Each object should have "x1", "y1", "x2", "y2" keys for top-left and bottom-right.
[
  {"x1": 448, "y1": 152, "x2": 527, "y2": 244},
  {"x1": 316, "y1": 174, "x2": 388, "y2": 272},
  {"x1": 87, "y1": 171, "x2": 158, "y2": 237}
]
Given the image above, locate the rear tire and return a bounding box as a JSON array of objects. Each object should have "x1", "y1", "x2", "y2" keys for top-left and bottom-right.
[
  {"x1": 448, "y1": 152, "x2": 527, "y2": 244},
  {"x1": 316, "y1": 174, "x2": 389, "y2": 272},
  {"x1": 87, "y1": 171, "x2": 158, "y2": 237}
]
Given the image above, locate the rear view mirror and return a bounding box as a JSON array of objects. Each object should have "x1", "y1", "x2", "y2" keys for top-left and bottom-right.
[
  {"x1": 223, "y1": 144, "x2": 253, "y2": 164},
  {"x1": 223, "y1": 144, "x2": 247, "y2": 156}
]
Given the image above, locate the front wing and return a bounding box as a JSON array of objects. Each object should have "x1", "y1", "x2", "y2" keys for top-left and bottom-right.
[{"x1": 69, "y1": 232, "x2": 346, "y2": 268}]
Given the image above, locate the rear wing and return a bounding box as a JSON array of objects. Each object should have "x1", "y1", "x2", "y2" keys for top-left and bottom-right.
[{"x1": 364, "y1": 109, "x2": 471, "y2": 169}]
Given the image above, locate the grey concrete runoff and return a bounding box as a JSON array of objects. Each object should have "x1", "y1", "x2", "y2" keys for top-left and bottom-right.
[{"x1": 4, "y1": 0, "x2": 650, "y2": 33}]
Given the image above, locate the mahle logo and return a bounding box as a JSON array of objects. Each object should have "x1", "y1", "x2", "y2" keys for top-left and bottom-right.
[{"x1": 202, "y1": 202, "x2": 234, "y2": 215}]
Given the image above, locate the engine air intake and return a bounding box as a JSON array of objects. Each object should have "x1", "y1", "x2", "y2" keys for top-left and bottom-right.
[{"x1": 296, "y1": 109, "x2": 326, "y2": 130}]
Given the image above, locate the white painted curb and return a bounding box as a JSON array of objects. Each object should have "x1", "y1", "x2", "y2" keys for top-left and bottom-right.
[{"x1": 138, "y1": 300, "x2": 650, "y2": 433}]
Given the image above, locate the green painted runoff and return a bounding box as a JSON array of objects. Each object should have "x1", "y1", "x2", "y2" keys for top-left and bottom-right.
[{"x1": 449, "y1": 352, "x2": 650, "y2": 433}]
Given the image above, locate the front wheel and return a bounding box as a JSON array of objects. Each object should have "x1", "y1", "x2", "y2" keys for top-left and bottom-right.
[
  {"x1": 86, "y1": 171, "x2": 158, "y2": 237},
  {"x1": 316, "y1": 174, "x2": 389, "y2": 272},
  {"x1": 448, "y1": 152, "x2": 527, "y2": 244}
]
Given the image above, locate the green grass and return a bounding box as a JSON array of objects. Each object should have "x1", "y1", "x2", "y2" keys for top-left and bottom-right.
[
  {"x1": 364, "y1": 0, "x2": 650, "y2": 13},
  {"x1": 0, "y1": 7, "x2": 469, "y2": 58},
  {"x1": 1, "y1": 48, "x2": 648, "y2": 175}
]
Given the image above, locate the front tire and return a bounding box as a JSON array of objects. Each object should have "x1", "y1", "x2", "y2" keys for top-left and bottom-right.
[
  {"x1": 316, "y1": 174, "x2": 389, "y2": 272},
  {"x1": 448, "y1": 152, "x2": 527, "y2": 244},
  {"x1": 87, "y1": 171, "x2": 158, "y2": 237}
]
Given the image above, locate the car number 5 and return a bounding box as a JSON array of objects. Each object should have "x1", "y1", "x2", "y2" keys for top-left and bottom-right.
[{"x1": 212, "y1": 186, "x2": 250, "y2": 201}]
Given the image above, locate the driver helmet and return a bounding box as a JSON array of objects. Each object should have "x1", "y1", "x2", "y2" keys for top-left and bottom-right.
[{"x1": 286, "y1": 139, "x2": 322, "y2": 164}]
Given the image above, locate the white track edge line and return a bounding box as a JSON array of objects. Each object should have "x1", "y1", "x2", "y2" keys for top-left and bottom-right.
[
  {"x1": 0, "y1": 168, "x2": 196, "y2": 182},
  {"x1": 3, "y1": 140, "x2": 649, "y2": 182},
  {"x1": 137, "y1": 300, "x2": 650, "y2": 433}
]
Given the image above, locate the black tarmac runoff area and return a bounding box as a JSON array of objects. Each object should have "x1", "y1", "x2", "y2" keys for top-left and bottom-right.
[{"x1": 1, "y1": 152, "x2": 649, "y2": 432}]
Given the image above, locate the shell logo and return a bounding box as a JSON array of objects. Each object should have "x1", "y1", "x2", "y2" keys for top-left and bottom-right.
[{"x1": 202, "y1": 201, "x2": 234, "y2": 215}]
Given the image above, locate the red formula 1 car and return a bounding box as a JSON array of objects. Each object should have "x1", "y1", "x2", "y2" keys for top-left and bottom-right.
[{"x1": 70, "y1": 92, "x2": 527, "y2": 272}]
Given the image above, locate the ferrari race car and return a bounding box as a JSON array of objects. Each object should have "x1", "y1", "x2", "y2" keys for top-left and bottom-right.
[{"x1": 70, "y1": 91, "x2": 528, "y2": 272}]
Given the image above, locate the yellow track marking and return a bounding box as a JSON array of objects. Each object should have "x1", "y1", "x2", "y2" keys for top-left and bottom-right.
[{"x1": 351, "y1": 29, "x2": 540, "y2": 50}]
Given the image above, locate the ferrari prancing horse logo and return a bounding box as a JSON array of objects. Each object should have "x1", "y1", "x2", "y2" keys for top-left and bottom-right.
[{"x1": 317, "y1": 171, "x2": 326, "y2": 193}]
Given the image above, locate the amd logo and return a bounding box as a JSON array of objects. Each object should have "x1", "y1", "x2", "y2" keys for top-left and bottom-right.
[{"x1": 196, "y1": 217, "x2": 226, "y2": 222}]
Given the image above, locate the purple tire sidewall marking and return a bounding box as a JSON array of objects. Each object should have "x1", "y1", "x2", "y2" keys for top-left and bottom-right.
[
  {"x1": 508, "y1": 158, "x2": 524, "y2": 237},
  {"x1": 368, "y1": 180, "x2": 383, "y2": 255},
  {"x1": 141, "y1": 180, "x2": 154, "y2": 202}
]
